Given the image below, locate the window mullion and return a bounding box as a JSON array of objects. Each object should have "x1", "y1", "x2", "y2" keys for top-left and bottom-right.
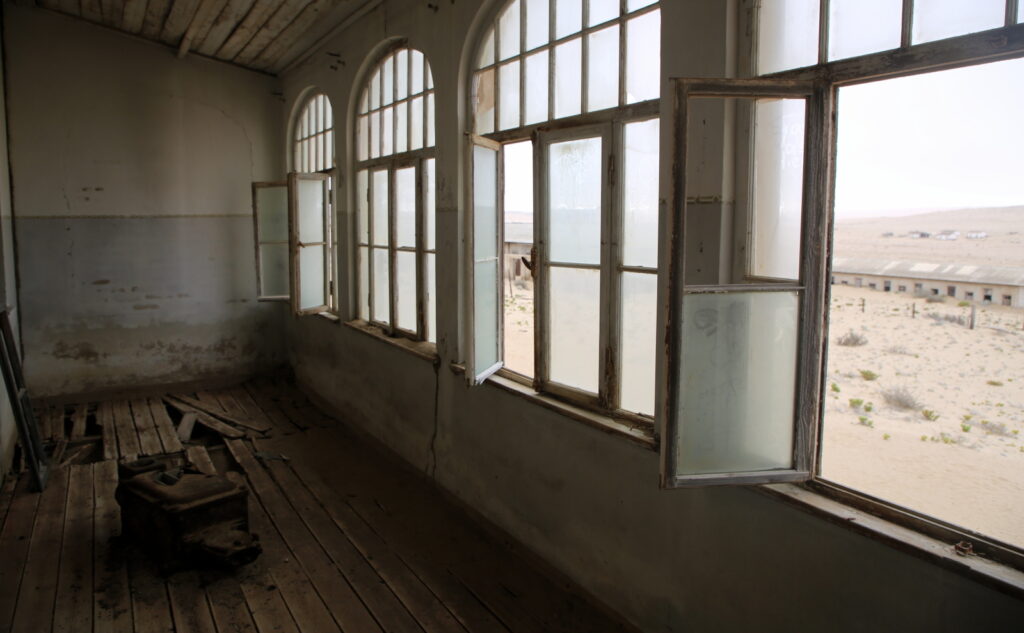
[
  {"x1": 367, "y1": 170, "x2": 376, "y2": 323},
  {"x1": 532, "y1": 134, "x2": 548, "y2": 391},
  {"x1": 388, "y1": 165, "x2": 398, "y2": 332},
  {"x1": 597, "y1": 124, "x2": 617, "y2": 410},
  {"x1": 415, "y1": 160, "x2": 426, "y2": 339},
  {"x1": 900, "y1": 0, "x2": 914, "y2": 48}
]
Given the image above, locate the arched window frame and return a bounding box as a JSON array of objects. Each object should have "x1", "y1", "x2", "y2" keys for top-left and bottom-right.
[{"x1": 353, "y1": 44, "x2": 438, "y2": 344}]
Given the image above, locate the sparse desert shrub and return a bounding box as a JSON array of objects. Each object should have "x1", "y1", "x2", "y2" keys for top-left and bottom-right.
[
  {"x1": 961, "y1": 423, "x2": 972, "y2": 433},
  {"x1": 864, "y1": 402, "x2": 874, "y2": 412},
  {"x1": 926, "y1": 312, "x2": 966, "y2": 325},
  {"x1": 837, "y1": 330, "x2": 868, "y2": 346},
  {"x1": 885, "y1": 345, "x2": 912, "y2": 356},
  {"x1": 921, "y1": 409, "x2": 940, "y2": 421},
  {"x1": 831, "y1": 382, "x2": 840, "y2": 393},
  {"x1": 926, "y1": 295, "x2": 945, "y2": 303},
  {"x1": 957, "y1": 301, "x2": 970, "y2": 307},
  {"x1": 882, "y1": 386, "x2": 921, "y2": 410},
  {"x1": 859, "y1": 369, "x2": 879, "y2": 381},
  {"x1": 883, "y1": 433, "x2": 891, "y2": 440},
  {"x1": 849, "y1": 398, "x2": 863, "y2": 409},
  {"x1": 980, "y1": 420, "x2": 1013, "y2": 437},
  {"x1": 858, "y1": 416, "x2": 873, "y2": 428},
  {"x1": 920, "y1": 435, "x2": 928, "y2": 441},
  {"x1": 987, "y1": 380, "x2": 1004, "y2": 387}
]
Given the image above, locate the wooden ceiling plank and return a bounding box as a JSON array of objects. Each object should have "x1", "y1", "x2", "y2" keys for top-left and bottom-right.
[
  {"x1": 196, "y1": 0, "x2": 256, "y2": 57},
  {"x1": 273, "y1": 0, "x2": 377, "y2": 74},
  {"x1": 215, "y1": 0, "x2": 283, "y2": 61},
  {"x1": 232, "y1": 0, "x2": 310, "y2": 67},
  {"x1": 56, "y1": 0, "x2": 80, "y2": 17},
  {"x1": 37, "y1": 0, "x2": 62, "y2": 12},
  {"x1": 121, "y1": 0, "x2": 149, "y2": 33},
  {"x1": 99, "y1": 0, "x2": 122, "y2": 27},
  {"x1": 253, "y1": 0, "x2": 335, "y2": 71},
  {"x1": 140, "y1": 0, "x2": 172, "y2": 39},
  {"x1": 161, "y1": 0, "x2": 203, "y2": 43},
  {"x1": 177, "y1": 0, "x2": 229, "y2": 57},
  {"x1": 80, "y1": 0, "x2": 104, "y2": 23}
]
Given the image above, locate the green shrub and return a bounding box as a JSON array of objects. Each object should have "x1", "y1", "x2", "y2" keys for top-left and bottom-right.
[
  {"x1": 921, "y1": 409, "x2": 940, "y2": 421},
  {"x1": 859, "y1": 369, "x2": 879, "y2": 381}
]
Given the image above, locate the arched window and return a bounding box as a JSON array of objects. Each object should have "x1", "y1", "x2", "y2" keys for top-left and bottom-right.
[
  {"x1": 294, "y1": 93, "x2": 335, "y2": 172},
  {"x1": 353, "y1": 47, "x2": 437, "y2": 343},
  {"x1": 466, "y1": 0, "x2": 661, "y2": 420}
]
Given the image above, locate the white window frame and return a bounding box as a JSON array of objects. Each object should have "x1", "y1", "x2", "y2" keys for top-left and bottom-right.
[{"x1": 252, "y1": 181, "x2": 289, "y2": 301}]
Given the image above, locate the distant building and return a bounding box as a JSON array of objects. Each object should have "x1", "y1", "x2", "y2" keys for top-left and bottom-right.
[
  {"x1": 934, "y1": 230, "x2": 960, "y2": 240},
  {"x1": 907, "y1": 231, "x2": 931, "y2": 239},
  {"x1": 966, "y1": 231, "x2": 988, "y2": 239},
  {"x1": 832, "y1": 257, "x2": 1024, "y2": 307}
]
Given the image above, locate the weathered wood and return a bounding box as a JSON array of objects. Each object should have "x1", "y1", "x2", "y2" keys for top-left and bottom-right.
[
  {"x1": 81, "y1": 0, "x2": 104, "y2": 23},
  {"x1": 170, "y1": 393, "x2": 271, "y2": 433},
  {"x1": 130, "y1": 398, "x2": 164, "y2": 457},
  {"x1": 0, "y1": 476, "x2": 42, "y2": 631},
  {"x1": 121, "y1": 0, "x2": 148, "y2": 33},
  {"x1": 53, "y1": 464, "x2": 94, "y2": 633},
  {"x1": 160, "y1": 0, "x2": 203, "y2": 43},
  {"x1": 177, "y1": 412, "x2": 198, "y2": 442},
  {"x1": 253, "y1": 0, "x2": 332, "y2": 71},
  {"x1": 94, "y1": 459, "x2": 133, "y2": 633},
  {"x1": 70, "y1": 405, "x2": 87, "y2": 439},
  {"x1": 0, "y1": 474, "x2": 16, "y2": 531},
  {"x1": 128, "y1": 550, "x2": 175, "y2": 633},
  {"x1": 244, "y1": 382, "x2": 307, "y2": 431},
  {"x1": 166, "y1": 571, "x2": 217, "y2": 633},
  {"x1": 232, "y1": 0, "x2": 310, "y2": 67},
  {"x1": 215, "y1": 0, "x2": 280, "y2": 60},
  {"x1": 238, "y1": 572, "x2": 302, "y2": 633},
  {"x1": 59, "y1": 444, "x2": 91, "y2": 467},
  {"x1": 226, "y1": 386, "x2": 277, "y2": 432},
  {"x1": 185, "y1": 445, "x2": 216, "y2": 475},
  {"x1": 204, "y1": 576, "x2": 259, "y2": 633},
  {"x1": 177, "y1": 0, "x2": 229, "y2": 58},
  {"x1": 100, "y1": 0, "x2": 122, "y2": 27},
  {"x1": 10, "y1": 466, "x2": 69, "y2": 633},
  {"x1": 141, "y1": 0, "x2": 172, "y2": 39},
  {"x1": 56, "y1": 0, "x2": 79, "y2": 17},
  {"x1": 113, "y1": 400, "x2": 141, "y2": 461},
  {"x1": 163, "y1": 397, "x2": 245, "y2": 439},
  {"x1": 148, "y1": 397, "x2": 184, "y2": 453},
  {"x1": 196, "y1": 0, "x2": 257, "y2": 57},
  {"x1": 97, "y1": 401, "x2": 118, "y2": 461},
  {"x1": 225, "y1": 439, "x2": 384, "y2": 633}
]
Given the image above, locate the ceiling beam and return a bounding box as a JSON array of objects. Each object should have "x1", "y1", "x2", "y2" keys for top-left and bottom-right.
[{"x1": 177, "y1": 0, "x2": 230, "y2": 58}]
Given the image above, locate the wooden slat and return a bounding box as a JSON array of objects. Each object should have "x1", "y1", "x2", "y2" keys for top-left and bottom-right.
[
  {"x1": 128, "y1": 551, "x2": 175, "y2": 633},
  {"x1": 10, "y1": 466, "x2": 69, "y2": 633},
  {"x1": 256, "y1": 0, "x2": 333, "y2": 71},
  {"x1": 113, "y1": 400, "x2": 141, "y2": 461},
  {"x1": 122, "y1": 0, "x2": 149, "y2": 32},
  {"x1": 81, "y1": 0, "x2": 104, "y2": 23},
  {"x1": 94, "y1": 460, "x2": 133, "y2": 633},
  {"x1": 172, "y1": 393, "x2": 270, "y2": 433},
  {"x1": 52, "y1": 464, "x2": 94, "y2": 633},
  {"x1": 141, "y1": 0, "x2": 172, "y2": 38},
  {"x1": 225, "y1": 439, "x2": 385, "y2": 633},
  {"x1": 229, "y1": 386, "x2": 279, "y2": 434},
  {"x1": 100, "y1": 0, "x2": 122, "y2": 27},
  {"x1": 178, "y1": 412, "x2": 198, "y2": 442},
  {"x1": 56, "y1": 0, "x2": 79, "y2": 17},
  {"x1": 244, "y1": 382, "x2": 307, "y2": 431},
  {"x1": 163, "y1": 397, "x2": 245, "y2": 439},
  {"x1": 148, "y1": 397, "x2": 184, "y2": 453},
  {"x1": 0, "y1": 475, "x2": 17, "y2": 531},
  {"x1": 160, "y1": 0, "x2": 203, "y2": 43},
  {"x1": 167, "y1": 572, "x2": 217, "y2": 633},
  {"x1": 0, "y1": 476, "x2": 41, "y2": 632},
  {"x1": 130, "y1": 398, "x2": 164, "y2": 457},
  {"x1": 196, "y1": 0, "x2": 257, "y2": 56},
  {"x1": 232, "y1": 0, "x2": 310, "y2": 67},
  {"x1": 185, "y1": 446, "x2": 216, "y2": 475},
  {"x1": 215, "y1": 0, "x2": 280, "y2": 60},
  {"x1": 70, "y1": 405, "x2": 87, "y2": 439},
  {"x1": 239, "y1": 573, "x2": 301, "y2": 633},
  {"x1": 204, "y1": 573, "x2": 259, "y2": 633},
  {"x1": 97, "y1": 401, "x2": 118, "y2": 461},
  {"x1": 177, "y1": 0, "x2": 230, "y2": 57}
]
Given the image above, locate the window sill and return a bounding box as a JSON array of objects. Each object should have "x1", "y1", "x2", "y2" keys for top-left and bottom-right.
[
  {"x1": 759, "y1": 482, "x2": 1024, "y2": 599},
  {"x1": 343, "y1": 320, "x2": 438, "y2": 362},
  {"x1": 450, "y1": 363, "x2": 656, "y2": 450},
  {"x1": 315, "y1": 311, "x2": 341, "y2": 323}
]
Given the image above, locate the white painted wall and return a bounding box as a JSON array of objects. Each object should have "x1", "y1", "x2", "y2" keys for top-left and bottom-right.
[
  {"x1": 281, "y1": 1, "x2": 1024, "y2": 631},
  {"x1": 4, "y1": 5, "x2": 287, "y2": 397}
]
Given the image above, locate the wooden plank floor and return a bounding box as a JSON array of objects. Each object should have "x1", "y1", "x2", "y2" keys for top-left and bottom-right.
[{"x1": 0, "y1": 378, "x2": 633, "y2": 633}]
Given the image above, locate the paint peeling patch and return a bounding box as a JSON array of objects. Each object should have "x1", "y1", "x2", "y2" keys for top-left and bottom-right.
[
  {"x1": 92, "y1": 279, "x2": 110, "y2": 285},
  {"x1": 133, "y1": 304, "x2": 159, "y2": 310},
  {"x1": 52, "y1": 341, "x2": 105, "y2": 363}
]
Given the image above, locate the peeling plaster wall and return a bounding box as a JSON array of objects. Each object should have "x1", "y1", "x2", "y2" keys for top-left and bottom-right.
[
  {"x1": 4, "y1": 5, "x2": 286, "y2": 397},
  {"x1": 0, "y1": 11, "x2": 19, "y2": 475}
]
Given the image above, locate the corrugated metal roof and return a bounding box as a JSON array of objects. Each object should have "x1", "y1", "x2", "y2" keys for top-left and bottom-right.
[{"x1": 833, "y1": 257, "x2": 1024, "y2": 287}]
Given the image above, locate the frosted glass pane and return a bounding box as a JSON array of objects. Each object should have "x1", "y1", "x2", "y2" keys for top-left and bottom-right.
[
  {"x1": 260, "y1": 243, "x2": 288, "y2": 297},
  {"x1": 425, "y1": 159, "x2": 436, "y2": 250},
  {"x1": 828, "y1": 0, "x2": 902, "y2": 60},
  {"x1": 370, "y1": 71, "x2": 380, "y2": 110},
  {"x1": 324, "y1": 97, "x2": 333, "y2": 128},
  {"x1": 757, "y1": 0, "x2": 819, "y2": 74},
  {"x1": 526, "y1": 0, "x2": 549, "y2": 50},
  {"x1": 325, "y1": 130, "x2": 334, "y2": 168},
  {"x1": 297, "y1": 179, "x2": 324, "y2": 242},
  {"x1": 620, "y1": 272, "x2": 656, "y2": 415},
  {"x1": 358, "y1": 246, "x2": 369, "y2": 319},
  {"x1": 587, "y1": 25, "x2": 619, "y2": 112},
  {"x1": 549, "y1": 267, "x2": 600, "y2": 392},
  {"x1": 410, "y1": 96, "x2": 424, "y2": 151},
  {"x1": 1020, "y1": 2, "x2": 1023, "y2": 23},
  {"x1": 426, "y1": 254, "x2": 436, "y2": 343},
  {"x1": 359, "y1": 89, "x2": 368, "y2": 114},
  {"x1": 396, "y1": 251, "x2": 417, "y2": 332},
  {"x1": 499, "y1": 61, "x2": 521, "y2": 130},
  {"x1": 256, "y1": 185, "x2": 287, "y2": 242},
  {"x1": 554, "y1": 38, "x2": 582, "y2": 119},
  {"x1": 382, "y1": 106, "x2": 394, "y2": 156},
  {"x1": 356, "y1": 170, "x2": 369, "y2": 244},
  {"x1": 625, "y1": 10, "x2": 659, "y2": 103},
  {"x1": 549, "y1": 136, "x2": 601, "y2": 264},
  {"x1": 588, "y1": 0, "x2": 617, "y2": 26},
  {"x1": 382, "y1": 55, "x2": 394, "y2": 105},
  {"x1": 411, "y1": 50, "x2": 425, "y2": 94},
  {"x1": 370, "y1": 111, "x2": 380, "y2": 159},
  {"x1": 474, "y1": 259, "x2": 500, "y2": 373},
  {"x1": 555, "y1": 0, "x2": 582, "y2": 38},
  {"x1": 372, "y1": 247, "x2": 390, "y2": 323},
  {"x1": 427, "y1": 93, "x2": 435, "y2": 147},
  {"x1": 479, "y1": 29, "x2": 495, "y2": 68},
  {"x1": 396, "y1": 167, "x2": 416, "y2": 247},
  {"x1": 675, "y1": 291, "x2": 798, "y2": 475},
  {"x1": 525, "y1": 50, "x2": 549, "y2": 124},
  {"x1": 623, "y1": 118, "x2": 659, "y2": 268},
  {"x1": 299, "y1": 245, "x2": 325, "y2": 310},
  {"x1": 913, "y1": 0, "x2": 1004, "y2": 43},
  {"x1": 474, "y1": 146, "x2": 498, "y2": 260},
  {"x1": 395, "y1": 102, "x2": 408, "y2": 154},
  {"x1": 499, "y1": 0, "x2": 521, "y2": 61},
  {"x1": 396, "y1": 49, "x2": 408, "y2": 100},
  {"x1": 752, "y1": 98, "x2": 805, "y2": 280},
  {"x1": 627, "y1": 0, "x2": 656, "y2": 11},
  {"x1": 372, "y1": 170, "x2": 389, "y2": 247}
]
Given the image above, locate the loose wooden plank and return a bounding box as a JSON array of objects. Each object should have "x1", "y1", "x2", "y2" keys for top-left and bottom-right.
[
  {"x1": 121, "y1": 0, "x2": 149, "y2": 33},
  {"x1": 172, "y1": 393, "x2": 270, "y2": 433},
  {"x1": 10, "y1": 466, "x2": 69, "y2": 633},
  {"x1": 224, "y1": 439, "x2": 384, "y2": 633},
  {"x1": 163, "y1": 397, "x2": 245, "y2": 439},
  {"x1": 113, "y1": 400, "x2": 141, "y2": 462},
  {"x1": 148, "y1": 397, "x2": 184, "y2": 453},
  {"x1": 52, "y1": 464, "x2": 94, "y2": 633},
  {"x1": 94, "y1": 460, "x2": 133, "y2": 633},
  {"x1": 166, "y1": 572, "x2": 217, "y2": 633},
  {"x1": 70, "y1": 405, "x2": 87, "y2": 439},
  {"x1": 185, "y1": 446, "x2": 216, "y2": 475},
  {"x1": 0, "y1": 476, "x2": 42, "y2": 632},
  {"x1": 177, "y1": 412, "x2": 198, "y2": 442},
  {"x1": 244, "y1": 382, "x2": 307, "y2": 431},
  {"x1": 130, "y1": 398, "x2": 164, "y2": 457},
  {"x1": 98, "y1": 401, "x2": 118, "y2": 461},
  {"x1": 229, "y1": 386, "x2": 280, "y2": 434}
]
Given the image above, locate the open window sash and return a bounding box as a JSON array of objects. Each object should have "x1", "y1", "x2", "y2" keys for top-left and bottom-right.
[
  {"x1": 465, "y1": 135, "x2": 503, "y2": 385},
  {"x1": 289, "y1": 172, "x2": 331, "y2": 315},
  {"x1": 660, "y1": 78, "x2": 830, "y2": 488},
  {"x1": 252, "y1": 181, "x2": 289, "y2": 300}
]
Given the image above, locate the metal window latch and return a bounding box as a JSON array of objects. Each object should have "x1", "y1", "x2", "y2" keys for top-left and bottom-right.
[{"x1": 520, "y1": 247, "x2": 537, "y2": 278}]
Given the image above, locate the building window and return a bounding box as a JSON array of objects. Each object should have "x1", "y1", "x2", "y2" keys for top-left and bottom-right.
[
  {"x1": 1003, "y1": 295, "x2": 1013, "y2": 306},
  {"x1": 898, "y1": 285, "x2": 906, "y2": 292},
  {"x1": 354, "y1": 47, "x2": 437, "y2": 343},
  {"x1": 883, "y1": 280, "x2": 891, "y2": 292},
  {"x1": 965, "y1": 291, "x2": 974, "y2": 300},
  {"x1": 984, "y1": 289, "x2": 993, "y2": 303},
  {"x1": 947, "y1": 285, "x2": 956, "y2": 297},
  {"x1": 466, "y1": 0, "x2": 662, "y2": 418}
]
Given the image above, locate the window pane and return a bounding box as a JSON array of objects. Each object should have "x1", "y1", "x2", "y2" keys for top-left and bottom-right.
[
  {"x1": 588, "y1": 0, "x2": 617, "y2": 26},
  {"x1": 555, "y1": 0, "x2": 582, "y2": 38},
  {"x1": 325, "y1": 130, "x2": 334, "y2": 168},
  {"x1": 473, "y1": 144, "x2": 500, "y2": 376},
  {"x1": 382, "y1": 106, "x2": 394, "y2": 156},
  {"x1": 548, "y1": 136, "x2": 601, "y2": 265},
  {"x1": 358, "y1": 246, "x2": 369, "y2": 319},
  {"x1": 370, "y1": 70, "x2": 380, "y2": 110},
  {"x1": 499, "y1": 61, "x2": 522, "y2": 130},
  {"x1": 503, "y1": 141, "x2": 534, "y2": 378},
  {"x1": 625, "y1": 9, "x2": 659, "y2": 103},
  {"x1": 554, "y1": 37, "x2": 582, "y2": 119},
  {"x1": 425, "y1": 158, "x2": 436, "y2": 250},
  {"x1": 525, "y1": 0, "x2": 549, "y2": 50},
  {"x1": 499, "y1": 0, "x2": 522, "y2": 61},
  {"x1": 757, "y1": 0, "x2": 819, "y2": 74},
  {"x1": 426, "y1": 253, "x2": 437, "y2": 343},
  {"x1": 623, "y1": 118, "x2": 659, "y2": 268},
  {"x1": 382, "y1": 55, "x2": 394, "y2": 105},
  {"x1": 427, "y1": 93, "x2": 435, "y2": 147},
  {"x1": 395, "y1": 102, "x2": 408, "y2": 154},
  {"x1": 676, "y1": 291, "x2": 798, "y2": 475},
  {"x1": 751, "y1": 98, "x2": 805, "y2": 281},
  {"x1": 479, "y1": 29, "x2": 495, "y2": 67},
  {"x1": 587, "y1": 24, "x2": 619, "y2": 112},
  {"x1": 913, "y1": 0, "x2": 1004, "y2": 44},
  {"x1": 549, "y1": 267, "x2": 600, "y2": 392},
  {"x1": 396, "y1": 251, "x2": 417, "y2": 332},
  {"x1": 372, "y1": 170, "x2": 389, "y2": 247},
  {"x1": 396, "y1": 49, "x2": 409, "y2": 100},
  {"x1": 828, "y1": 0, "x2": 902, "y2": 60},
  {"x1": 475, "y1": 259, "x2": 500, "y2": 373},
  {"x1": 298, "y1": 245, "x2": 325, "y2": 310},
  {"x1": 372, "y1": 247, "x2": 390, "y2": 323},
  {"x1": 627, "y1": 0, "x2": 655, "y2": 10},
  {"x1": 370, "y1": 111, "x2": 380, "y2": 159},
  {"x1": 297, "y1": 179, "x2": 324, "y2": 243},
  {"x1": 256, "y1": 185, "x2": 287, "y2": 242},
  {"x1": 474, "y1": 147, "x2": 498, "y2": 261},
  {"x1": 524, "y1": 50, "x2": 550, "y2": 124},
  {"x1": 410, "y1": 96, "x2": 424, "y2": 150},
  {"x1": 356, "y1": 170, "x2": 369, "y2": 244},
  {"x1": 620, "y1": 272, "x2": 656, "y2": 415},
  {"x1": 260, "y1": 243, "x2": 289, "y2": 297},
  {"x1": 359, "y1": 89, "x2": 368, "y2": 114},
  {"x1": 396, "y1": 167, "x2": 416, "y2": 248},
  {"x1": 411, "y1": 49, "x2": 425, "y2": 94}
]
